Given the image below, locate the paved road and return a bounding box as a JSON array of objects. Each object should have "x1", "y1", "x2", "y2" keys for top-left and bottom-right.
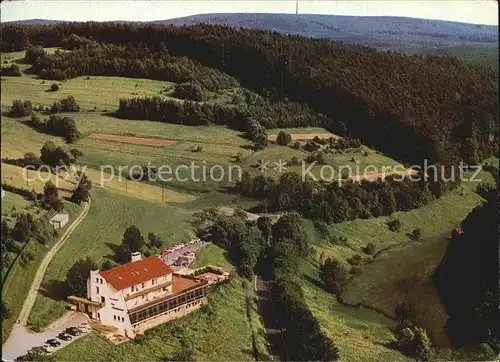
[
  {"x1": 2, "y1": 312, "x2": 89, "y2": 361},
  {"x1": 254, "y1": 276, "x2": 287, "y2": 360},
  {"x1": 2, "y1": 200, "x2": 91, "y2": 361}
]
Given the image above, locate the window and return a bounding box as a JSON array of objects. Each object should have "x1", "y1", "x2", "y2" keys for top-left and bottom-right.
[
  {"x1": 152, "y1": 278, "x2": 156, "y2": 285},
  {"x1": 95, "y1": 277, "x2": 99, "y2": 283},
  {"x1": 100, "y1": 278, "x2": 103, "y2": 284},
  {"x1": 114, "y1": 315, "x2": 116, "y2": 321},
  {"x1": 121, "y1": 317, "x2": 124, "y2": 322},
  {"x1": 101, "y1": 296, "x2": 105, "y2": 303},
  {"x1": 141, "y1": 282, "x2": 145, "y2": 289},
  {"x1": 97, "y1": 312, "x2": 100, "y2": 319},
  {"x1": 142, "y1": 295, "x2": 145, "y2": 299},
  {"x1": 96, "y1": 286, "x2": 99, "y2": 294}
]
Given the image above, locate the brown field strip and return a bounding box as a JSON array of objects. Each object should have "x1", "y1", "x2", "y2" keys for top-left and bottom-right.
[
  {"x1": 267, "y1": 133, "x2": 341, "y2": 141},
  {"x1": 87, "y1": 133, "x2": 177, "y2": 146}
]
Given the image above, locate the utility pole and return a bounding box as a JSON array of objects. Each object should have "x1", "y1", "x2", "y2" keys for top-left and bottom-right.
[{"x1": 296, "y1": 0, "x2": 299, "y2": 15}]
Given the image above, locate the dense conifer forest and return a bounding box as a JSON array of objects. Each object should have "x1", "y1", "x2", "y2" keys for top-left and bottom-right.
[{"x1": 1, "y1": 22, "x2": 498, "y2": 165}]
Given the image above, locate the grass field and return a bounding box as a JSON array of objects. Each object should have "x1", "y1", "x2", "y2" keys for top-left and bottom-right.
[
  {"x1": 299, "y1": 261, "x2": 410, "y2": 362},
  {"x1": 1, "y1": 162, "x2": 196, "y2": 205},
  {"x1": 27, "y1": 187, "x2": 196, "y2": 330},
  {"x1": 305, "y1": 168, "x2": 495, "y2": 355},
  {"x1": 1, "y1": 200, "x2": 82, "y2": 342},
  {"x1": 191, "y1": 244, "x2": 232, "y2": 269},
  {"x1": 1, "y1": 75, "x2": 172, "y2": 111},
  {"x1": 266, "y1": 127, "x2": 331, "y2": 135}
]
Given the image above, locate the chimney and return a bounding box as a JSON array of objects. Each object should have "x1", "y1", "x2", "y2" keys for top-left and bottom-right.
[{"x1": 131, "y1": 251, "x2": 141, "y2": 262}]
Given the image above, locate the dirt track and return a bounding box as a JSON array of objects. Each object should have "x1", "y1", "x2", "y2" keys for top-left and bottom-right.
[
  {"x1": 88, "y1": 133, "x2": 177, "y2": 146},
  {"x1": 16, "y1": 199, "x2": 91, "y2": 326},
  {"x1": 267, "y1": 133, "x2": 341, "y2": 142}
]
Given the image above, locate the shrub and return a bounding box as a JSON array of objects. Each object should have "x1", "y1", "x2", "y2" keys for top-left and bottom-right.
[
  {"x1": 276, "y1": 131, "x2": 292, "y2": 146},
  {"x1": 10, "y1": 99, "x2": 33, "y2": 117},
  {"x1": 30, "y1": 113, "x2": 43, "y2": 128},
  {"x1": 303, "y1": 140, "x2": 320, "y2": 152},
  {"x1": 395, "y1": 301, "x2": 416, "y2": 323},
  {"x1": 293, "y1": 141, "x2": 301, "y2": 149},
  {"x1": 319, "y1": 257, "x2": 348, "y2": 295},
  {"x1": 134, "y1": 333, "x2": 147, "y2": 344},
  {"x1": 45, "y1": 115, "x2": 81, "y2": 143},
  {"x1": 0, "y1": 63, "x2": 22, "y2": 76},
  {"x1": 363, "y1": 242, "x2": 376, "y2": 255},
  {"x1": 305, "y1": 152, "x2": 326, "y2": 165},
  {"x1": 410, "y1": 228, "x2": 422, "y2": 240},
  {"x1": 174, "y1": 82, "x2": 204, "y2": 101},
  {"x1": 50, "y1": 96, "x2": 80, "y2": 113},
  {"x1": 394, "y1": 324, "x2": 432, "y2": 361},
  {"x1": 350, "y1": 266, "x2": 363, "y2": 276},
  {"x1": 101, "y1": 259, "x2": 116, "y2": 271},
  {"x1": 347, "y1": 254, "x2": 368, "y2": 266},
  {"x1": 388, "y1": 219, "x2": 402, "y2": 232},
  {"x1": 192, "y1": 146, "x2": 203, "y2": 152},
  {"x1": 331, "y1": 235, "x2": 348, "y2": 245},
  {"x1": 24, "y1": 45, "x2": 46, "y2": 63},
  {"x1": 69, "y1": 148, "x2": 84, "y2": 159},
  {"x1": 50, "y1": 83, "x2": 59, "y2": 91},
  {"x1": 20, "y1": 249, "x2": 35, "y2": 265}
]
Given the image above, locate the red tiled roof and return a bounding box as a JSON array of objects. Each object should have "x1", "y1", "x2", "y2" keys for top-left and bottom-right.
[{"x1": 100, "y1": 256, "x2": 173, "y2": 291}]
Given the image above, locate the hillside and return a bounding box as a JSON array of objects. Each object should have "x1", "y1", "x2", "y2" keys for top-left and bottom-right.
[
  {"x1": 9, "y1": 14, "x2": 498, "y2": 54},
  {"x1": 2, "y1": 21, "x2": 497, "y2": 165},
  {"x1": 1, "y1": 15, "x2": 498, "y2": 361}
]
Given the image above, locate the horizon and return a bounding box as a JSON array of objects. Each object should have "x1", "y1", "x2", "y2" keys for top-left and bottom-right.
[{"x1": 1, "y1": 0, "x2": 498, "y2": 26}]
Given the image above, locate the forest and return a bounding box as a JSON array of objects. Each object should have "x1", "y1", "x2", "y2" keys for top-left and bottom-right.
[
  {"x1": 236, "y1": 171, "x2": 459, "y2": 223},
  {"x1": 1, "y1": 22, "x2": 497, "y2": 165},
  {"x1": 433, "y1": 186, "x2": 499, "y2": 348},
  {"x1": 195, "y1": 209, "x2": 340, "y2": 361}
]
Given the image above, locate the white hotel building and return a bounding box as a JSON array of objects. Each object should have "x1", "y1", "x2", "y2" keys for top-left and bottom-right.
[{"x1": 69, "y1": 252, "x2": 208, "y2": 338}]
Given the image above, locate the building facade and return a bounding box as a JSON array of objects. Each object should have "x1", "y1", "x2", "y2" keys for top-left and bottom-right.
[{"x1": 69, "y1": 252, "x2": 208, "y2": 338}]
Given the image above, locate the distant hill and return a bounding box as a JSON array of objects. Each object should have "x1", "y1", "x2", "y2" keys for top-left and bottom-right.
[
  {"x1": 154, "y1": 13, "x2": 498, "y2": 53},
  {"x1": 9, "y1": 14, "x2": 498, "y2": 63}
]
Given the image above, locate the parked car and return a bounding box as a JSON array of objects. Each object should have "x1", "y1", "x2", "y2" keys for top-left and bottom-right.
[
  {"x1": 66, "y1": 327, "x2": 83, "y2": 336},
  {"x1": 57, "y1": 332, "x2": 72, "y2": 341},
  {"x1": 46, "y1": 339, "x2": 61, "y2": 347}
]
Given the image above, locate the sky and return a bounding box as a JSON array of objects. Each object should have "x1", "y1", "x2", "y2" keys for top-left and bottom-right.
[{"x1": 1, "y1": 0, "x2": 498, "y2": 26}]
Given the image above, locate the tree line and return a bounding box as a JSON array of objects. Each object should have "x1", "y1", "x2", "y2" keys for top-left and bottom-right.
[
  {"x1": 117, "y1": 95, "x2": 335, "y2": 148},
  {"x1": 236, "y1": 171, "x2": 459, "y2": 223},
  {"x1": 29, "y1": 113, "x2": 81, "y2": 143},
  {"x1": 1, "y1": 22, "x2": 496, "y2": 165},
  {"x1": 195, "y1": 209, "x2": 340, "y2": 360},
  {"x1": 26, "y1": 41, "x2": 239, "y2": 93}
]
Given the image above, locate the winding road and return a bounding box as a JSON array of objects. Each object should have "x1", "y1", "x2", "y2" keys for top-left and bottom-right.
[{"x1": 3, "y1": 199, "x2": 91, "y2": 361}]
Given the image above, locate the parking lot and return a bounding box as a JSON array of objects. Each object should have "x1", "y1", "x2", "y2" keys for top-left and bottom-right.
[
  {"x1": 161, "y1": 239, "x2": 209, "y2": 266},
  {"x1": 2, "y1": 312, "x2": 90, "y2": 361}
]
